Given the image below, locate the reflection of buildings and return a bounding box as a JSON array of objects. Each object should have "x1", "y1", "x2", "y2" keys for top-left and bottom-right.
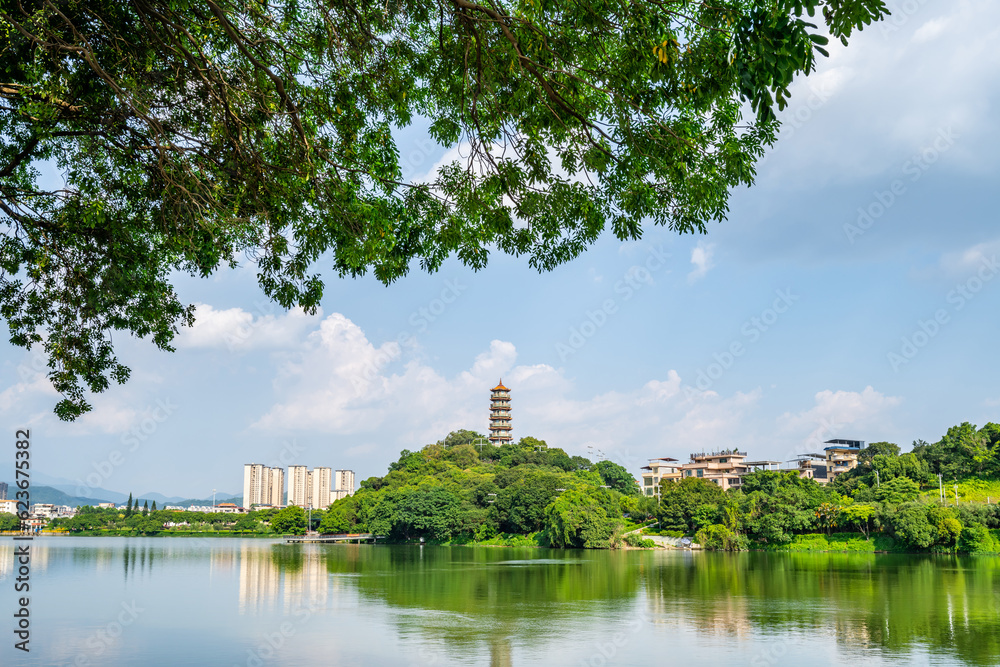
[
  {"x1": 282, "y1": 552, "x2": 329, "y2": 614},
  {"x1": 238, "y1": 544, "x2": 279, "y2": 614},
  {"x1": 238, "y1": 546, "x2": 335, "y2": 615}
]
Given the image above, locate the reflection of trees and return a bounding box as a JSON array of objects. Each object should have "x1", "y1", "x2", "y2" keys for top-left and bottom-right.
[
  {"x1": 642, "y1": 552, "x2": 1000, "y2": 666},
  {"x1": 318, "y1": 545, "x2": 642, "y2": 665}
]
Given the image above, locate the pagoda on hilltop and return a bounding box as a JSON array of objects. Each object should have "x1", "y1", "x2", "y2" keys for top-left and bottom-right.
[{"x1": 488, "y1": 380, "x2": 512, "y2": 445}]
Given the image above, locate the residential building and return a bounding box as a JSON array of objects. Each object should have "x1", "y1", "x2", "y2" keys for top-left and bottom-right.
[
  {"x1": 0, "y1": 498, "x2": 18, "y2": 515},
  {"x1": 488, "y1": 380, "x2": 512, "y2": 445},
  {"x1": 97, "y1": 502, "x2": 116, "y2": 509},
  {"x1": 243, "y1": 463, "x2": 266, "y2": 507},
  {"x1": 288, "y1": 465, "x2": 310, "y2": 507},
  {"x1": 680, "y1": 450, "x2": 750, "y2": 491},
  {"x1": 212, "y1": 503, "x2": 241, "y2": 514},
  {"x1": 792, "y1": 439, "x2": 865, "y2": 485},
  {"x1": 0, "y1": 481, "x2": 7, "y2": 500},
  {"x1": 331, "y1": 489, "x2": 351, "y2": 502},
  {"x1": 640, "y1": 458, "x2": 682, "y2": 498},
  {"x1": 334, "y1": 470, "x2": 355, "y2": 499},
  {"x1": 311, "y1": 467, "x2": 332, "y2": 510},
  {"x1": 267, "y1": 467, "x2": 285, "y2": 506},
  {"x1": 243, "y1": 463, "x2": 285, "y2": 508},
  {"x1": 30, "y1": 504, "x2": 57, "y2": 519}
]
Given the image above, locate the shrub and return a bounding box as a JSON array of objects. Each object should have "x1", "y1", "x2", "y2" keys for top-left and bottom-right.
[
  {"x1": 695, "y1": 524, "x2": 746, "y2": 551},
  {"x1": 624, "y1": 532, "x2": 656, "y2": 548},
  {"x1": 958, "y1": 524, "x2": 996, "y2": 553}
]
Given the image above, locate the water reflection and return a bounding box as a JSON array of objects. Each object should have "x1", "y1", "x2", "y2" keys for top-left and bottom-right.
[{"x1": 5, "y1": 538, "x2": 1000, "y2": 666}]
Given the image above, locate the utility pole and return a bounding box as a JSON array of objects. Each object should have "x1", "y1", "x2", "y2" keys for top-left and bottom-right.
[
  {"x1": 213, "y1": 488, "x2": 217, "y2": 508},
  {"x1": 938, "y1": 474, "x2": 944, "y2": 504},
  {"x1": 875, "y1": 470, "x2": 880, "y2": 488},
  {"x1": 954, "y1": 484, "x2": 959, "y2": 506}
]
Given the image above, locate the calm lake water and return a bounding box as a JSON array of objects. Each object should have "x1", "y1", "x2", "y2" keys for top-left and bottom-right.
[{"x1": 2, "y1": 537, "x2": 999, "y2": 666}]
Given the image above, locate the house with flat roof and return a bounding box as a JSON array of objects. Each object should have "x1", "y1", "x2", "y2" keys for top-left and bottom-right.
[
  {"x1": 680, "y1": 450, "x2": 750, "y2": 491},
  {"x1": 640, "y1": 458, "x2": 682, "y2": 498},
  {"x1": 792, "y1": 439, "x2": 865, "y2": 484}
]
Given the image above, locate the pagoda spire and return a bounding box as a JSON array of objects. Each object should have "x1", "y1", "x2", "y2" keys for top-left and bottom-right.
[{"x1": 488, "y1": 381, "x2": 512, "y2": 445}]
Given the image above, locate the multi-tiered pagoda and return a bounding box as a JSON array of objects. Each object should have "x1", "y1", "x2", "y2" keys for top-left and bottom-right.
[{"x1": 488, "y1": 380, "x2": 512, "y2": 445}]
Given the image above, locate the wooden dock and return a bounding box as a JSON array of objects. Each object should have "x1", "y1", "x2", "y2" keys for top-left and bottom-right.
[{"x1": 285, "y1": 533, "x2": 380, "y2": 544}]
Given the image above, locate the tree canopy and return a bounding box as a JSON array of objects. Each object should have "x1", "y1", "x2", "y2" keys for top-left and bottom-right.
[{"x1": 0, "y1": 0, "x2": 888, "y2": 417}]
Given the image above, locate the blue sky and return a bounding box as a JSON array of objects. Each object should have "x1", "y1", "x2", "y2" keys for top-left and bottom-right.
[{"x1": 2, "y1": 1, "x2": 999, "y2": 499}]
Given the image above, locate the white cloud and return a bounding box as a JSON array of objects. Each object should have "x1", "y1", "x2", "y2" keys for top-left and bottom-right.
[
  {"x1": 912, "y1": 18, "x2": 951, "y2": 44},
  {"x1": 776, "y1": 386, "x2": 902, "y2": 457},
  {"x1": 250, "y1": 311, "x2": 773, "y2": 474},
  {"x1": 760, "y1": 1, "x2": 1000, "y2": 187},
  {"x1": 938, "y1": 238, "x2": 1000, "y2": 275},
  {"x1": 177, "y1": 303, "x2": 320, "y2": 351},
  {"x1": 687, "y1": 241, "x2": 716, "y2": 283}
]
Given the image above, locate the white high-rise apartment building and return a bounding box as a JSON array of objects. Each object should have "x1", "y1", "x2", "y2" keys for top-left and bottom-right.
[
  {"x1": 267, "y1": 467, "x2": 285, "y2": 506},
  {"x1": 311, "y1": 467, "x2": 332, "y2": 509},
  {"x1": 243, "y1": 463, "x2": 285, "y2": 508},
  {"x1": 334, "y1": 470, "x2": 355, "y2": 499},
  {"x1": 243, "y1": 464, "x2": 266, "y2": 507},
  {"x1": 288, "y1": 465, "x2": 310, "y2": 507}
]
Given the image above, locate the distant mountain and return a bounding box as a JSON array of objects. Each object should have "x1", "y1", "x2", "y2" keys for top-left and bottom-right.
[
  {"x1": 0, "y1": 464, "x2": 235, "y2": 506},
  {"x1": 168, "y1": 496, "x2": 242, "y2": 508},
  {"x1": 26, "y1": 486, "x2": 115, "y2": 507},
  {"x1": 49, "y1": 484, "x2": 130, "y2": 503},
  {"x1": 135, "y1": 492, "x2": 187, "y2": 504}
]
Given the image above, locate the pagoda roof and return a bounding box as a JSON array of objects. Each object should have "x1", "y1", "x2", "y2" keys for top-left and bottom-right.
[{"x1": 492, "y1": 378, "x2": 509, "y2": 391}]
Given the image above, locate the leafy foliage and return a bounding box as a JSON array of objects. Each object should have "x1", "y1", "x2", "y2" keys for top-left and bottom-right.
[
  {"x1": 595, "y1": 460, "x2": 640, "y2": 496},
  {"x1": 0, "y1": 0, "x2": 887, "y2": 417}
]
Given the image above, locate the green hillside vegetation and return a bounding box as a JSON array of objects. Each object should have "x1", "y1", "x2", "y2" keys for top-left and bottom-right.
[
  {"x1": 318, "y1": 432, "x2": 656, "y2": 548},
  {"x1": 45, "y1": 504, "x2": 305, "y2": 536},
  {"x1": 674, "y1": 422, "x2": 1000, "y2": 553}
]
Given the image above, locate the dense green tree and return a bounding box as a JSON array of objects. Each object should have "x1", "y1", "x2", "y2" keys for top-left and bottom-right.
[
  {"x1": 838, "y1": 503, "x2": 877, "y2": 540},
  {"x1": 874, "y1": 476, "x2": 921, "y2": 504},
  {"x1": 0, "y1": 512, "x2": 20, "y2": 531},
  {"x1": 594, "y1": 461, "x2": 640, "y2": 496},
  {"x1": 859, "y1": 441, "x2": 901, "y2": 463},
  {"x1": 234, "y1": 514, "x2": 259, "y2": 533},
  {"x1": 437, "y1": 430, "x2": 487, "y2": 449},
  {"x1": 1, "y1": 0, "x2": 888, "y2": 419},
  {"x1": 696, "y1": 524, "x2": 745, "y2": 551},
  {"x1": 271, "y1": 506, "x2": 307, "y2": 535},
  {"x1": 655, "y1": 477, "x2": 725, "y2": 534},
  {"x1": 124, "y1": 493, "x2": 133, "y2": 518},
  {"x1": 738, "y1": 471, "x2": 830, "y2": 544},
  {"x1": 151, "y1": 501, "x2": 157, "y2": 511},
  {"x1": 443, "y1": 444, "x2": 480, "y2": 470},
  {"x1": 545, "y1": 488, "x2": 622, "y2": 549},
  {"x1": 890, "y1": 504, "x2": 936, "y2": 549},
  {"x1": 494, "y1": 468, "x2": 561, "y2": 533},
  {"x1": 912, "y1": 423, "x2": 994, "y2": 479},
  {"x1": 142, "y1": 500, "x2": 149, "y2": 516},
  {"x1": 958, "y1": 524, "x2": 996, "y2": 553},
  {"x1": 319, "y1": 495, "x2": 363, "y2": 534},
  {"x1": 392, "y1": 486, "x2": 466, "y2": 540}
]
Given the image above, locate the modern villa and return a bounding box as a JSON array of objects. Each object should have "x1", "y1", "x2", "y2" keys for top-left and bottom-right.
[
  {"x1": 792, "y1": 439, "x2": 865, "y2": 484},
  {"x1": 641, "y1": 439, "x2": 865, "y2": 493}
]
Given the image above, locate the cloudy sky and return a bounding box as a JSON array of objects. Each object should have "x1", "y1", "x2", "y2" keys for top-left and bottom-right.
[{"x1": 2, "y1": 0, "x2": 999, "y2": 499}]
